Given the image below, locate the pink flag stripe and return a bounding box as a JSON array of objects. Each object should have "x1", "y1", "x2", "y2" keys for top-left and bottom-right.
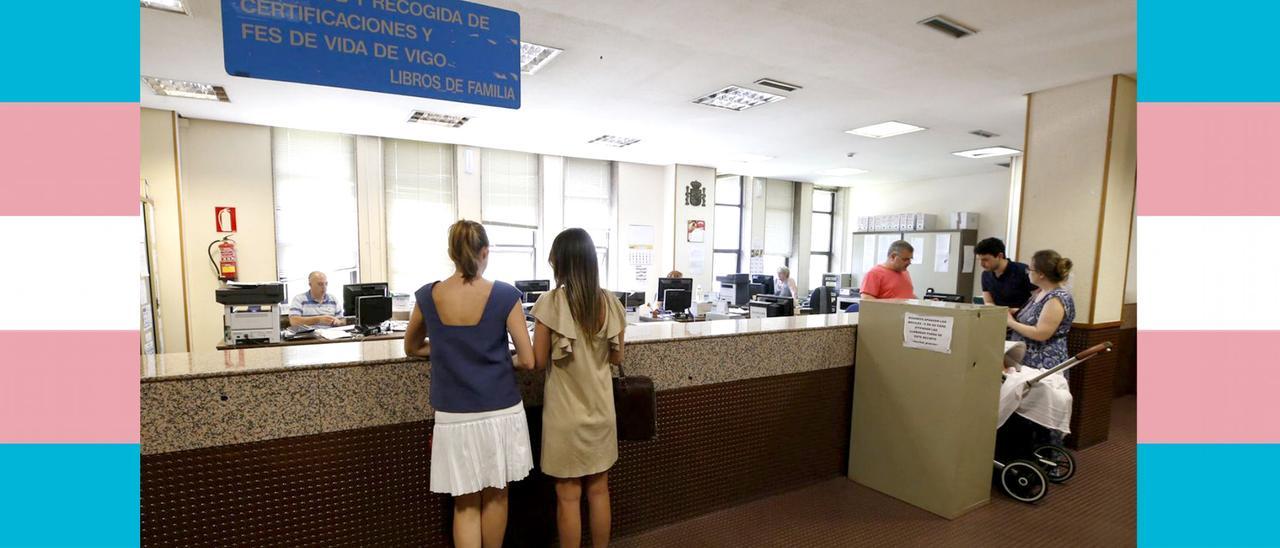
[
  {"x1": 0, "y1": 103, "x2": 139, "y2": 216},
  {"x1": 0, "y1": 331, "x2": 140, "y2": 443},
  {"x1": 1138, "y1": 330, "x2": 1280, "y2": 443},
  {"x1": 1137, "y1": 103, "x2": 1280, "y2": 216}
]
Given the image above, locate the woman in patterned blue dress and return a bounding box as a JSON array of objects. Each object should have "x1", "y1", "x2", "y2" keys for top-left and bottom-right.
[{"x1": 1007, "y1": 250, "x2": 1076, "y2": 370}]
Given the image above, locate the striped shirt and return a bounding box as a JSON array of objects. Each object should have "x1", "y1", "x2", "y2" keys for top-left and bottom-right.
[{"x1": 288, "y1": 292, "x2": 342, "y2": 317}]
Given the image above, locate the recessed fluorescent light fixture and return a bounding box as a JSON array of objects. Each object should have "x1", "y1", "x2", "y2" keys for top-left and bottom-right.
[
  {"x1": 845, "y1": 121, "x2": 926, "y2": 139},
  {"x1": 588, "y1": 135, "x2": 640, "y2": 147},
  {"x1": 732, "y1": 154, "x2": 774, "y2": 163},
  {"x1": 142, "y1": 76, "x2": 229, "y2": 102},
  {"x1": 692, "y1": 85, "x2": 785, "y2": 112},
  {"x1": 140, "y1": 0, "x2": 189, "y2": 14},
  {"x1": 952, "y1": 146, "x2": 1022, "y2": 159},
  {"x1": 407, "y1": 110, "x2": 470, "y2": 128},
  {"x1": 520, "y1": 42, "x2": 563, "y2": 75},
  {"x1": 818, "y1": 168, "x2": 868, "y2": 176}
]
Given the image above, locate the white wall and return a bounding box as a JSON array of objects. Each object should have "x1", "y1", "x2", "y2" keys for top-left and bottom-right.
[
  {"x1": 844, "y1": 170, "x2": 1012, "y2": 297},
  {"x1": 140, "y1": 108, "x2": 190, "y2": 353},
  {"x1": 1021, "y1": 75, "x2": 1135, "y2": 324},
  {"x1": 178, "y1": 118, "x2": 279, "y2": 351},
  {"x1": 1094, "y1": 76, "x2": 1138, "y2": 320},
  {"x1": 539, "y1": 155, "x2": 565, "y2": 282},
  {"x1": 1124, "y1": 205, "x2": 1137, "y2": 304},
  {"x1": 616, "y1": 162, "x2": 670, "y2": 299},
  {"x1": 672, "y1": 165, "x2": 718, "y2": 295}
]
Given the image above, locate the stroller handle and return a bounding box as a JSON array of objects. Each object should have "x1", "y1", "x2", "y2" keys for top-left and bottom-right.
[
  {"x1": 1073, "y1": 342, "x2": 1113, "y2": 361},
  {"x1": 1024, "y1": 341, "x2": 1114, "y2": 386}
]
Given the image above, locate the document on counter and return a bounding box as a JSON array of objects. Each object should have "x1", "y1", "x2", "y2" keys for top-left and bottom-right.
[{"x1": 316, "y1": 327, "x2": 354, "y2": 340}]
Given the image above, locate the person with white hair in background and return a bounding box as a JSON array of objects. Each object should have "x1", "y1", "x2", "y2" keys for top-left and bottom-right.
[{"x1": 774, "y1": 266, "x2": 799, "y2": 299}]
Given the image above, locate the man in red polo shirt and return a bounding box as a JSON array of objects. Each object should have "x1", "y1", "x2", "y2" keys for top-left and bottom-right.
[{"x1": 860, "y1": 240, "x2": 917, "y2": 300}]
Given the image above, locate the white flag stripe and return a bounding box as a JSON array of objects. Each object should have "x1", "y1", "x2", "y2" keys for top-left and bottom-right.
[
  {"x1": 1, "y1": 216, "x2": 142, "y2": 330},
  {"x1": 1138, "y1": 216, "x2": 1280, "y2": 331}
]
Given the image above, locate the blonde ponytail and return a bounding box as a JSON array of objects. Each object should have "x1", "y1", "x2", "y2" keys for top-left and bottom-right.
[{"x1": 448, "y1": 220, "x2": 489, "y2": 282}]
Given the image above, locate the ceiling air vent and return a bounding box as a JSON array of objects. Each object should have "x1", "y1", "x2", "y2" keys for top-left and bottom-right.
[
  {"x1": 918, "y1": 15, "x2": 978, "y2": 38},
  {"x1": 969, "y1": 129, "x2": 998, "y2": 138},
  {"x1": 407, "y1": 110, "x2": 470, "y2": 128},
  {"x1": 588, "y1": 135, "x2": 641, "y2": 147},
  {"x1": 753, "y1": 78, "x2": 802, "y2": 93}
]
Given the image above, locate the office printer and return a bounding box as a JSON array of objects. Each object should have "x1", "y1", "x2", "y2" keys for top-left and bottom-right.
[
  {"x1": 216, "y1": 283, "x2": 285, "y2": 346},
  {"x1": 749, "y1": 294, "x2": 795, "y2": 318},
  {"x1": 716, "y1": 273, "x2": 752, "y2": 306}
]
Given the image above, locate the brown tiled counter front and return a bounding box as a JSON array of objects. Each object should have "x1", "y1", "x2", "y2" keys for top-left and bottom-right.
[
  {"x1": 141, "y1": 313, "x2": 857, "y2": 455},
  {"x1": 141, "y1": 314, "x2": 858, "y2": 547}
]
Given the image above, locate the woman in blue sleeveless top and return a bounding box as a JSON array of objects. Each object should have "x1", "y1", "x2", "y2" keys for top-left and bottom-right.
[
  {"x1": 1007, "y1": 250, "x2": 1076, "y2": 370},
  {"x1": 403, "y1": 220, "x2": 535, "y2": 548}
]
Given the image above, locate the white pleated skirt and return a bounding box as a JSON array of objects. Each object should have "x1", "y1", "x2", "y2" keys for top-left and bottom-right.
[{"x1": 430, "y1": 401, "x2": 534, "y2": 497}]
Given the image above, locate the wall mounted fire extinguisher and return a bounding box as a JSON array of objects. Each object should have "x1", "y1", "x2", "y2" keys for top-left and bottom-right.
[{"x1": 208, "y1": 235, "x2": 238, "y2": 282}]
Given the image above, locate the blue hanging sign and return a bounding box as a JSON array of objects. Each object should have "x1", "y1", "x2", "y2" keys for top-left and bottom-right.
[{"x1": 222, "y1": 0, "x2": 521, "y2": 109}]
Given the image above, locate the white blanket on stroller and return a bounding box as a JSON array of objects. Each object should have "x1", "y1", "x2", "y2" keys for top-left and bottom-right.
[{"x1": 997, "y1": 366, "x2": 1073, "y2": 434}]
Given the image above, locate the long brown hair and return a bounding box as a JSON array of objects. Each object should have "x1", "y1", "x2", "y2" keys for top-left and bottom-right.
[
  {"x1": 549, "y1": 228, "x2": 605, "y2": 334},
  {"x1": 448, "y1": 220, "x2": 488, "y2": 282},
  {"x1": 1031, "y1": 249, "x2": 1073, "y2": 284}
]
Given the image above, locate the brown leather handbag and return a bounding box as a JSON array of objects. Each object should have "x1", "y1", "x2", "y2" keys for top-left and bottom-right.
[{"x1": 612, "y1": 362, "x2": 656, "y2": 441}]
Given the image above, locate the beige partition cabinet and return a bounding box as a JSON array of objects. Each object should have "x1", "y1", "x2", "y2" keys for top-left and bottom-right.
[{"x1": 848, "y1": 299, "x2": 1006, "y2": 519}]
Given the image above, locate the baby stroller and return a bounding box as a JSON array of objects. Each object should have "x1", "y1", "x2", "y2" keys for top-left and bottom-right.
[{"x1": 992, "y1": 341, "x2": 1113, "y2": 503}]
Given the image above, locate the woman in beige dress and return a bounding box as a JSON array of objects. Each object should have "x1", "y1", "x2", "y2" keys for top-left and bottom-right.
[{"x1": 531, "y1": 228, "x2": 627, "y2": 548}]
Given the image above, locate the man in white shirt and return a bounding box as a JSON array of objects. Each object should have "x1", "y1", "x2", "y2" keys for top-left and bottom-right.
[{"x1": 288, "y1": 271, "x2": 344, "y2": 327}]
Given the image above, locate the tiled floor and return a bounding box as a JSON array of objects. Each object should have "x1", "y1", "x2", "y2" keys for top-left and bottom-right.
[{"x1": 615, "y1": 396, "x2": 1137, "y2": 547}]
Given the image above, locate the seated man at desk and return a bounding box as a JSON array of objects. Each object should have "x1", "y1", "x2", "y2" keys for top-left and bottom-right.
[
  {"x1": 288, "y1": 271, "x2": 345, "y2": 327},
  {"x1": 859, "y1": 240, "x2": 916, "y2": 300}
]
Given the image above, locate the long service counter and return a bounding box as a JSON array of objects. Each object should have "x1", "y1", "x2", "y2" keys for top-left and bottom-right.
[{"x1": 141, "y1": 313, "x2": 859, "y2": 546}]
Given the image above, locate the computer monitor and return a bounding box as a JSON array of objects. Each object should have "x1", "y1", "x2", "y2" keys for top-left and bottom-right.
[
  {"x1": 356, "y1": 295, "x2": 393, "y2": 327},
  {"x1": 748, "y1": 283, "x2": 764, "y2": 299},
  {"x1": 612, "y1": 291, "x2": 627, "y2": 306},
  {"x1": 343, "y1": 283, "x2": 389, "y2": 316},
  {"x1": 751, "y1": 274, "x2": 775, "y2": 296},
  {"x1": 657, "y1": 277, "x2": 693, "y2": 302},
  {"x1": 807, "y1": 286, "x2": 835, "y2": 314},
  {"x1": 514, "y1": 280, "x2": 551, "y2": 303},
  {"x1": 626, "y1": 291, "x2": 646, "y2": 308},
  {"x1": 662, "y1": 289, "x2": 692, "y2": 315}
]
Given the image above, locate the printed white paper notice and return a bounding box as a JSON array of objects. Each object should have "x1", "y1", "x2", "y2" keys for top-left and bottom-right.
[
  {"x1": 909, "y1": 237, "x2": 926, "y2": 267},
  {"x1": 689, "y1": 247, "x2": 706, "y2": 275},
  {"x1": 962, "y1": 245, "x2": 976, "y2": 273},
  {"x1": 934, "y1": 234, "x2": 951, "y2": 273},
  {"x1": 903, "y1": 313, "x2": 954, "y2": 354}
]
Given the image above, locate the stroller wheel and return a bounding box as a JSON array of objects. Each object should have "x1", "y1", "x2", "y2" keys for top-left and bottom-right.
[
  {"x1": 1000, "y1": 460, "x2": 1049, "y2": 503},
  {"x1": 1033, "y1": 444, "x2": 1076, "y2": 483}
]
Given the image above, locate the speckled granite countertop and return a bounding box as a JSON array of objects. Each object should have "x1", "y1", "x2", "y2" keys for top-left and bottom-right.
[
  {"x1": 142, "y1": 312, "x2": 859, "y2": 382},
  {"x1": 142, "y1": 314, "x2": 858, "y2": 454}
]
